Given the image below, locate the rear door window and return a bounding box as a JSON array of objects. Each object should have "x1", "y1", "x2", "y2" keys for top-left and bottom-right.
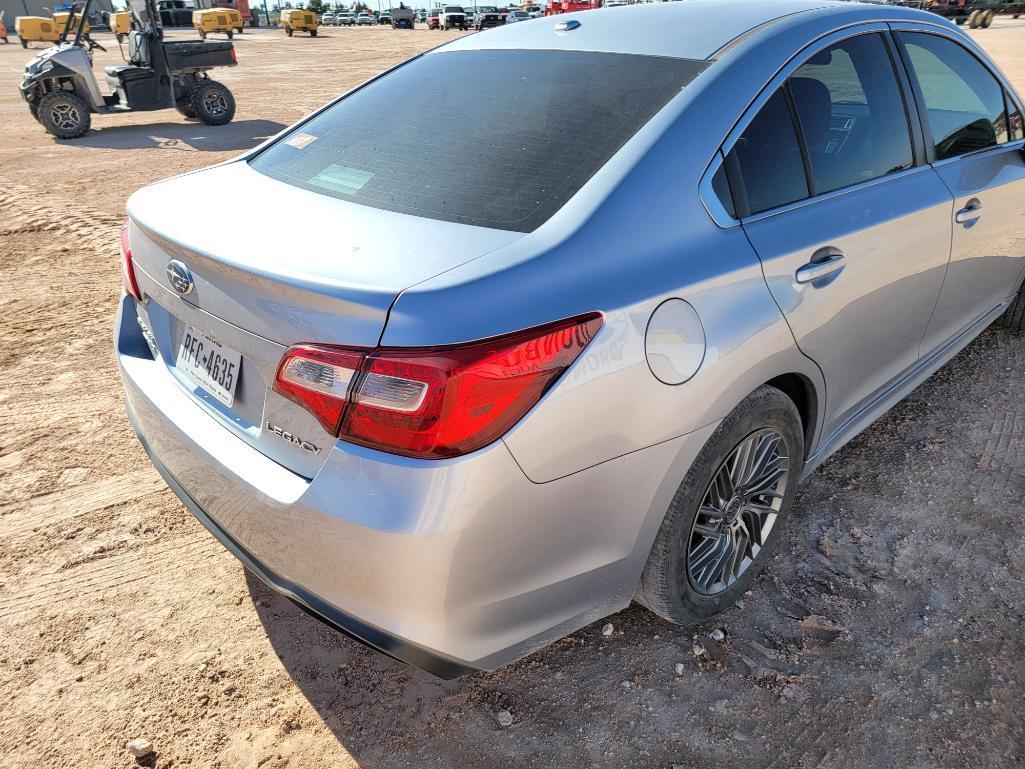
[
  {"x1": 250, "y1": 49, "x2": 707, "y2": 232},
  {"x1": 726, "y1": 88, "x2": 809, "y2": 216},
  {"x1": 787, "y1": 33, "x2": 913, "y2": 195},
  {"x1": 898, "y1": 32, "x2": 1009, "y2": 159}
]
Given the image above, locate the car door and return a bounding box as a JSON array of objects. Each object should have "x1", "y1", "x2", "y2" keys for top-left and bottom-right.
[
  {"x1": 722, "y1": 27, "x2": 954, "y2": 443},
  {"x1": 893, "y1": 28, "x2": 1025, "y2": 355}
]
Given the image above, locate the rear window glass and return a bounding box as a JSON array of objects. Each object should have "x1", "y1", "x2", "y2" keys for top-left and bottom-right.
[{"x1": 250, "y1": 49, "x2": 707, "y2": 232}]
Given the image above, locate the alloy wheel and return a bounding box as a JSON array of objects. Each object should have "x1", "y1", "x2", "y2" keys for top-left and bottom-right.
[
  {"x1": 50, "y1": 102, "x2": 81, "y2": 130},
  {"x1": 686, "y1": 428, "x2": 790, "y2": 595},
  {"x1": 202, "y1": 90, "x2": 228, "y2": 117}
]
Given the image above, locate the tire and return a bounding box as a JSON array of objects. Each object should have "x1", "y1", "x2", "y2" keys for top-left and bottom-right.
[
  {"x1": 968, "y1": 9, "x2": 980, "y2": 27},
  {"x1": 28, "y1": 101, "x2": 40, "y2": 122},
  {"x1": 191, "y1": 80, "x2": 235, "y2": 126},
  {"x1": 982, "y1": 9, "x2": 994, "y2": 26},
  {"x1": 310, "y1": 28, "x2": 317, "y2": 36},
  {"x1": 956, "y1": 16, "x2": 966, "y2": 24},
  {"x1": 197, "y1": 27, "x2": 206, "y2": 38},
  {"x1": 21, "y1": 38, "x2": 28, "y2": 48},
  {"x1": 38, "y1": 90, "x2": 91, "y2": 139},
  {"x1": 227, "y1": 30, "x2": 233, "y2": 38},
  {"x1": 175, "y1": 99, "x2": 196, "y2": 118},
  {"x1": 997, "y1": 285, "x2": 1025, "y2": 330},
  {"x1": 285, "y1": 25, "x2": 292, "y2": 36},
  {"x1": 236, "y1": 26, "x2": 243, "y2": 33},
  {"x1": 636, "y1": 385, "x2": 804, "y2": 624}
]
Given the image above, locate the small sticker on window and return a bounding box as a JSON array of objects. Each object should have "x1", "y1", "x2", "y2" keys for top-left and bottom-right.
[
  {"x1": 308, "y1": 164, "x2": 375, "y2": 194},
  {"x1": 285, "y1": 132, "x2": 318, "y2": 149}
]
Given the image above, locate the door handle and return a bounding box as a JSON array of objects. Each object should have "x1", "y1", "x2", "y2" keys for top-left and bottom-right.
[
  {"x1": 796, "y1": 248, "x2": 846, "y2": 284},
  {"x1": 955, "y1": 198, "x2": 982, "y2": 225}
]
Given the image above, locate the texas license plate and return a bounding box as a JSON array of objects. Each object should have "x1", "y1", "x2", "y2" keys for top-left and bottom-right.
[{"x1": 177, "y1": 326, "x2": 241, "y2": 407}]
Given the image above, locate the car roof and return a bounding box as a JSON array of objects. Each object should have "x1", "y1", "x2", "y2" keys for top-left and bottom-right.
[{"x1": 439, "y1": 0, "x2": 934, "y2": 61}]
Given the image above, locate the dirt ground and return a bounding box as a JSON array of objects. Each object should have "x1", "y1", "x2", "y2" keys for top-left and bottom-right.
[{"x1": 1, "y1": 18, "x2": 1024, "y2": 769}]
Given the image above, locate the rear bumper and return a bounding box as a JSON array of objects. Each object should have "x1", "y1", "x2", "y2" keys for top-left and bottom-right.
[
  {"x1": 129, "y1": 407, "x2": 473, "y2": 678},
  {"x1": 115, "y1": 294, "x2": 713, "y2": 673}
]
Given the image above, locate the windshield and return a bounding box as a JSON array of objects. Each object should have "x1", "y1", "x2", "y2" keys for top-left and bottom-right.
[{"x1": 250, "y1": 49, "x2": 707, "y2": 232}]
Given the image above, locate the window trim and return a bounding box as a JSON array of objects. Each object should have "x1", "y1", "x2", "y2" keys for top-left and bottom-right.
[
  {"x1": 715, "y1": 23, "x2": 919, "y2": 223},
  {"x1": 889, "y1": 23, "x2": 1025, "y2": 167}
]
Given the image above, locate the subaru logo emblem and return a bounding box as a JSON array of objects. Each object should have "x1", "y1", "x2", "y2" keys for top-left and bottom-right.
[{"x1": 166, "y1": 260, "x2": 194, "y2": 295}]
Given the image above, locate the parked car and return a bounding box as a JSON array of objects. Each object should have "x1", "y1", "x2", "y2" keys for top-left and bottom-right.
[
  {"x1": 527, "y1": 5, "x2": 543, "y2": 16},
  {"x1": 473, "y1": 4, "x2": 503, "y2": 28},
  {"x1": 426, "y1": 7, "x2": 440, "y2": 27},
  {"x1": 378, "y1": 11, "x2": 391, "y2": 24},
  {"x1": 338, "y1": 11, "x2": 356, "y2": 24},
  {"x1": 504, "y1": 8, "x2": 529, "y2": 22},
  {"x1": 117, "y1": 0, "x2": 1025, "y2": 677},
  {"x1": 321, "y1": 12, "x2": 337, "y2": 24},
  {"x1": 356, "y1": 12, "x2": 375, "y2": 24},
  {"x1": 440, "y1": 4, "x2": 467, "y2": 28}
]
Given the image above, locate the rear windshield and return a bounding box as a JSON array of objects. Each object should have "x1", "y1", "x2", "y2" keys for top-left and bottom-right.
[{"x1": 250, "y1": 49, "x2": 706, "y2": 232}]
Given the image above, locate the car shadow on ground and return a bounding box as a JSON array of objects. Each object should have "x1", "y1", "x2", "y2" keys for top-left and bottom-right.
[{"x1": 69, "y1": 119, "x2": 286, "y2": 151}]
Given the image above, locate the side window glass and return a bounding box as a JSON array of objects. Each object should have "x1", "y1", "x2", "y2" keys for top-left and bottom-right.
[
  {"x1": 710, "y1": 161, "x2": 736, "y2": 219},
  {"x1": 1007, "y1": 91, "x2": 1023, "y2": 140},
  {"x1": 728, "y1": 88, "x2": 809, "y2": 216},
  {"x1": 788, "y1": 33, "x2": 913, "y2": 196},
  {"x1": 899, "y1": 32, "x2": 1008, "y2": 159}
]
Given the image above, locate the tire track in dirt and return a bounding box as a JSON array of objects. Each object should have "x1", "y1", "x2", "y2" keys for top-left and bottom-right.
[
  {"x1": 1, "y1": 470, "x2": 166, "y2": 537},
  {"x1": 0, "y1": 534, "x2": 222, "y2": 618},
  {"x1": 0, "y1": 177, "x2": 122, "y2": 254}
]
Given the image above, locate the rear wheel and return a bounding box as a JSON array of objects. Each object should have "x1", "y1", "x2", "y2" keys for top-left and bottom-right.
[
  {"x1": 236, "y1": 26, "x2": 243, "y2": 33},
  {"x1": 197, "y1": 26, "x2": 206, "y2": 38},
  {"x1": 636, "y1": 385, "x2": 803, "y2": 623},
  {"x1": 968, "y1": 9, "x2": 980, "y2": 27},
  {"x1": 285, "y1": 24, "x2": 292, "y2": 35},
  {"x1": 191, "y1": 80, "x2": 235, "y2": 126},
  {"x1": 227, "y1": 29, "x2": 233, "y2": 38},
  {"x1": 21, "y1": 37, "x2": 28, "y2": 48},
  {"x1": 997, "y1": 285, "x2": 1025, "y2": 330},
  {"x1": 38, "y1": 90, "x2": 91, "y2": 139},
  {"x1": 310, "y1": 28, "x2": 317, "y2": 36},
  {"x1": 981, "y1": 9, "x2": 995, "y2": 26}
]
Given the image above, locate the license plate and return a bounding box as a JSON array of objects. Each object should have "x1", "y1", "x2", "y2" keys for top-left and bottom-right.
[{"x1": 177, "y1": 326, "x2": 241, "y2": 407}]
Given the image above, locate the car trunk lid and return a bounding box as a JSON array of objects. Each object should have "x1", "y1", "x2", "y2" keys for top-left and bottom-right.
[{"x1": 125, "y1": 161, "x2": 523, "y2": 477}]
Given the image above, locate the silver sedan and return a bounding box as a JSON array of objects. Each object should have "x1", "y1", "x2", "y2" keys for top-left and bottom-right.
[{"x1": 116, "y1": 0, "x2": 1025, "y2": 676}]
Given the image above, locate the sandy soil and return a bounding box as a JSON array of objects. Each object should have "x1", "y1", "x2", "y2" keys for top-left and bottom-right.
[{"x1": 1, "y1": 19, "x2": 1024, "y2": 769}]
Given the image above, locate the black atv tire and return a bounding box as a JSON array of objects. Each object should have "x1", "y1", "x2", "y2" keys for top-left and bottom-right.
[
  {"x1": 285, "y1": 24, "x2": 293, "y2": 36},
  {"x1": 227, "y1": 30, "x2": 233, "y2": 38},
  {"x1": 191, "y1": 81, "x2": 235, "y2": 126},
  {"x1": 236, "y1": 26, "x2": 243, "y2": 33},
  {"x1": 175, "y1": 99, "x2": 197, "y2": 119},
  {"x1": 635, "y1": 385, "x2": 804, "y2": 624},
  {"x1": 28, "y1": 101, "x2": 40, "y2": 122},
  {"x1": 997, "y1": 285, "x2": 1025, "y2": 330},
  {"x1": 197, "y1": 27, "x2": 207, "y2": 38},
  {"x1": 21, "y1": 37, "x2": 28, "y2": 48},
  {"x1": 310, "y1": 28, "x2": 317, "y2": 36},
  {"x1": 981, "y1": 9, "x2": 995, "y2": 27},
  {"x1": 38, "y1": 90, "x2": 91, "y2": 139}
]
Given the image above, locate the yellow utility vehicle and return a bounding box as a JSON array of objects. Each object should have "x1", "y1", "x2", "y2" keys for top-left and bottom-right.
[
  {"x1": 109, "y1": 9, "x2": 132, "y2": 42},
  {"x1": 279, "y1": 8, "x2": 317, "y2": 36},
  {"x1": 53, "y1": 10, "x2": 90, "y2": 33},
  {"x1": 15, "y1": 15, "x2": 60, "y2": 47},
  {"x1": 193, "y1": 7, "x2": 243, "y2": 38}
]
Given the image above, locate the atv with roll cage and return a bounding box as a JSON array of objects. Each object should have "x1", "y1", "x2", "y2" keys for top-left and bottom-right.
[{"x1": 20, "y1": 0, "x2": 238, "y2": 139}]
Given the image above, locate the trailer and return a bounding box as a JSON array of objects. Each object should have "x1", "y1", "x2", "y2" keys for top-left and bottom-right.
[{"x1": 919, "y1": 0, "x2": 1025, "y2": 27}]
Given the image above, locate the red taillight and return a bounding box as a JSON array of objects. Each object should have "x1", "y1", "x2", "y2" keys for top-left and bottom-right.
[
  {"x1": 274, "y1": 346, "x2": 366, "y2": 434},
  {"x1": 120, "y1": 218, "x2": 142, "y2": 300},
  {"x1": 230, "y1": 47, "x2": 237, "y2": 64},
  {"x1": 273, "y1": 314, "x2": 603, "y2": 459}
]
